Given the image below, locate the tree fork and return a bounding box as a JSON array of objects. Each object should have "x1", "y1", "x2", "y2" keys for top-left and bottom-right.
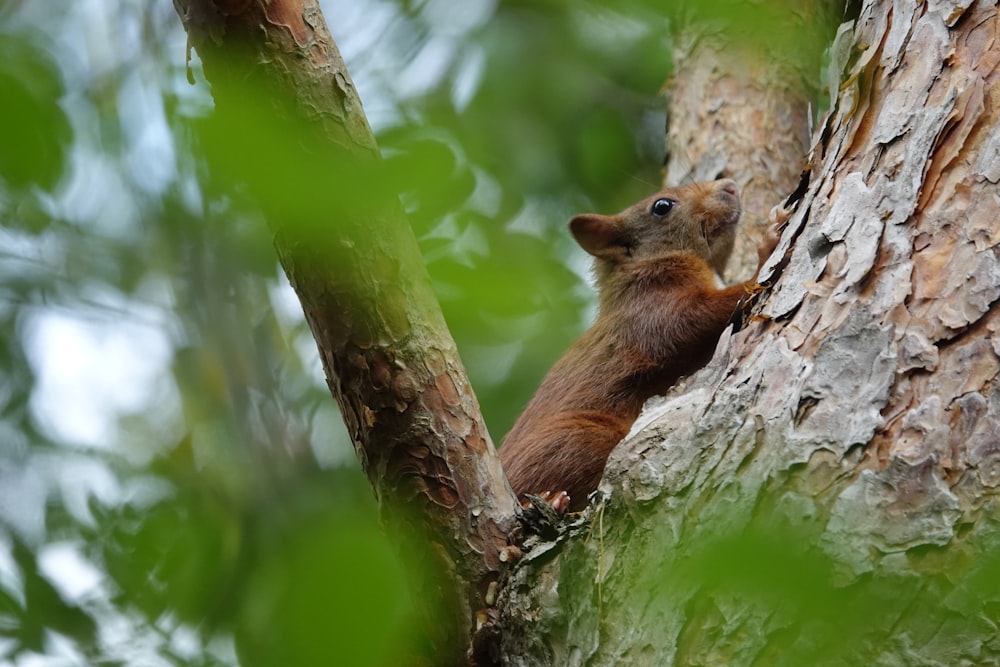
[{"x1": 172, "y1": 1, "x2": 520, "y2": 662}]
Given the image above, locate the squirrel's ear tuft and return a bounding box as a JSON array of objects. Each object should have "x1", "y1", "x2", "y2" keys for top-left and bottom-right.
[{"x1": 569, "y1": 214, "x2": 626, "y2": 259}]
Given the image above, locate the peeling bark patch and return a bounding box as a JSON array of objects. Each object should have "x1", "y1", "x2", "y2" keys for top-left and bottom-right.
[
  {"x1": 967, "y1": 196, "x2": 1000, "y2": 250},
  {"x1": 612, "y1": 388, "x2": 708, "y2": 503},
  {"x1": 430, "y1": 480, "x2": 460, "y2": 509},
  {"x1": 899, "y1": 331, "x2": 939, "y2": 371},
  {"x1": 391, "y1": 370, "x2": 420, "y2": 406},
  {"x1": 368, "y1": 349, "x2": 392, "y2": 391},
  {"x1": 949, "y1": 391, "x2": 990, "y2": 473},
  {"x1": 435, "y1": 372, "x2": 461, "y2": 408},
  {"x1": 912, "y1": 236, "x2": 1000, "y2": 335},
  {"x1": 264, "y1": 0, "x2": 313, "y2": 48},
  {"x1": 928, "y1": 0, "x2": 977, "y2": 27},
  {"x1": 874, "y1": 22, "x2": 949, "y2": 145},
  {"x1": 422, "y1": 378, "x2": 470, "y2": 440},
  {"x1": 968, "y1": 385, "x2": 1000, "y2": 486},
  {"x1": 921, "y1": 80, "x2": 985, "y2": 211},
  {"x1": 896, "y1": 395, "x2": 952, "y2": 464},
  {"x1": 762, "y1": 222, "x2": 831, "y2": 320},
  {"x1": 816, "y1": 172, "x2": 884, "y2": 296},
  {"x1": 825, "y1": 458, "x2": 961, "y2": 575},
  {"x1": 877, "y1": 0, "x2": 912, "y2": 74},
  {"x1": 796, "y1": 310, "x2": 895, "y2": 447},
  {"x1": 974, "y1": 122, "x2": 1000, "y2": 182}
]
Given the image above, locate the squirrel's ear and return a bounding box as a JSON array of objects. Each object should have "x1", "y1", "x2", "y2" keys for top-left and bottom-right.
[{"x1": 569, "y1": 214, "x2": 626, "y2": 258}]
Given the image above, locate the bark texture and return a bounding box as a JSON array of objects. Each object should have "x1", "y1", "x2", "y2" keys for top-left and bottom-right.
[
  {"x1": 171, "y1": 1, "x2": 518, "y2": 662},
  {"x1": 501, "y1": 1, "x2": 1000, "y2": 664},
  {"x1": 664, "y1": 1, "x2": 841, "y2": 281}
]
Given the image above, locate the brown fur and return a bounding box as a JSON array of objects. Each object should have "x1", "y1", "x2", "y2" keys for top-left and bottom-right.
[{"x1": 499, "y1": 179, "x2": 775, "y2": 512}]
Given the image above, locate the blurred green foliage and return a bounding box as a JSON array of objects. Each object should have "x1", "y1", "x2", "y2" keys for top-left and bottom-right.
[
  {"x1": 651, "y1": 515, "x2": 1000, "y2": 665},
  {"x1": 0, "y1": 31, "x2": 71, "y2": 191},
  {"x1": 0, "y1": 0, "x2": 854, "y2": 665}
]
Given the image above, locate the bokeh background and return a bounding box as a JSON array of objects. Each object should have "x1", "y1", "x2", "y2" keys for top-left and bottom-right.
[{"x1": 0, "y1": 0, "x2": 672, "y2": 664}]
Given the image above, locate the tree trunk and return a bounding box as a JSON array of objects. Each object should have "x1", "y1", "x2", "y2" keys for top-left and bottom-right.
[
  {"x1": 171, "y1": 1, "x2": 518, "y2": 663},
  {"x1": 500, "y1": 1, "x2": 1000, "y2": 664},
  {"x1": 664, "y1": 1, "x2": 840, "y2": 280}
]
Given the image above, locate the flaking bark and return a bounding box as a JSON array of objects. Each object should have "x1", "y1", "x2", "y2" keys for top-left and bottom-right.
[{"x1": 501, "y1": 1, "x2": 1000, "y2": 664}]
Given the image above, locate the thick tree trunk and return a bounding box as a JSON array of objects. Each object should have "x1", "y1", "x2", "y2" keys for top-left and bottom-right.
[
  {"x1": 664, "y1": 1, "x2": 840, "y2": 280},
  {"x1": 171, "y1": 1, "x2": 518, "y2": 663},
  {"x1": 500, "y1": 1, "x2": 1000, "y2": 664}
]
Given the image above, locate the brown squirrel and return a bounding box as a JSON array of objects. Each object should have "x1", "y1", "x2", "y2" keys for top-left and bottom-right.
[{"x1": 499, "y1": 179, "x2": 778, "y2": 513}]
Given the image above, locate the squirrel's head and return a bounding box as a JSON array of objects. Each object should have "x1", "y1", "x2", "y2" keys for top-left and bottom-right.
[{"x1": 568, "y1": 179, "x2": 740, "y2": 278}]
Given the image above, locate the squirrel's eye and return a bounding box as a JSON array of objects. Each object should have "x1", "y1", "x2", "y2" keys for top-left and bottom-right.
[{"x1": 651, "y1": 198, "x2": 675, "y2": 216}]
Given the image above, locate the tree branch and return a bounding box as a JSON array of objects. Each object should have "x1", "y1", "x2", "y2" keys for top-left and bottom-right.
[{"x1": 172, "y1": 1, "x2": 519, "y2": 662}]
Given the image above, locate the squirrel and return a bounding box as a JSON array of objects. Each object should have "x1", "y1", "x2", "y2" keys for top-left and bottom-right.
[{"x1": 499, "y1": 179, "x2": 779, "y2": 513}]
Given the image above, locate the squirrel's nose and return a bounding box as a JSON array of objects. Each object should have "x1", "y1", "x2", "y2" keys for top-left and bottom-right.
[{"x1": 717, "y1": 179, "x2": 739, "y2": 198}]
